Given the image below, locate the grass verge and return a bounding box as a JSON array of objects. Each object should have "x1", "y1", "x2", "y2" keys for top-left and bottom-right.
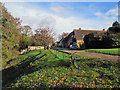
[{"x1": 83, "y1": 48, "x2": 120, "y2": 56}]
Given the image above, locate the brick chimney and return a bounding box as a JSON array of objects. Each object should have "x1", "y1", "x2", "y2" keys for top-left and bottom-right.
[
  {"x1": 79, "y1": 28, "x2": 81, "y2": 30},
  {"x1": 103, "y1": 29, "x2": 105, "y2": 31}
]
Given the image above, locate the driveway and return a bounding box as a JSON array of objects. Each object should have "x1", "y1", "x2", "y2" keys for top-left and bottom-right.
[{"x1": 56, "y1": 47, "x2": 120, "y2": 63}]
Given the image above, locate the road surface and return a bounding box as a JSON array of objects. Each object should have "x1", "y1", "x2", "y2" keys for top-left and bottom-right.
[{"x1": 55, "y1": 47, "x2": 120, "y2": 63}]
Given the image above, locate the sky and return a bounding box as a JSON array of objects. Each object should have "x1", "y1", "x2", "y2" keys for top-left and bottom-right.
[
  {"x1": 4, "y1": 1, "x2": 118, "y2": 37},
  {"x1": 1, "y1": 0, "x2": 120, "y2": 2}
]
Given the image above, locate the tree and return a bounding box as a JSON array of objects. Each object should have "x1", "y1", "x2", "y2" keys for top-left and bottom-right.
[
  {"x1": 106, "y1": 21, "x2": 120, "y2": 47},
  {"x1": 19, "y1": 25, "x2": 33, "y2": 50},
  {"x1": 58, "y1": 34, "x2": 63, "y2": 41},
  {"x1": 102, "y1": 33, "x2": 114, "y2": 48},
  {"x1": 1, "y1": 2, "x2": 21, "y2": 63},
  {"x1": 112, "y1": 21, "x2": 120, "y2": 27},
  {"x1": 84, "y1": 33, "x2": 95, "y2": 49},
  {"x1": 84, "y1": 33, "x2": 104, "y2": 49},
  {"x1": 107, "y1": 21, "x2": 120, "y2": 34},
  {"x1": 84, "y1": 21, "x2": 120, "y2": 49},
  {"x1": 21, "y1": 25, "x2": 33, "y2": 37},
  {"x1": 34, "y1": 27, "x2": 55, "y2": 49}
]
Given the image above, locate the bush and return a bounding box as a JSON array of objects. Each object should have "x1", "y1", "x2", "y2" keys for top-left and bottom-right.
[{"x1": 84, "y1": 21, "x2": 120, "y2": 49}]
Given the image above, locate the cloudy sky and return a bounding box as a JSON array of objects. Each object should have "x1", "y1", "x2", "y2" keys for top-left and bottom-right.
[{"x1": 4, "y1": 1, "x2": 118, "y2": 36}]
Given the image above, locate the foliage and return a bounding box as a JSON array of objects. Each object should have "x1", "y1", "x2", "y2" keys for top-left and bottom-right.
[
  {"x1": 19, "y1": 25, "x2": 33, "y2": 50},
  {"x1": 106, "y1": 21, "x2": 120, "y2": 47},
  {"x1": 1, "y1": 3, "x2": 21, "y2": 64},
  {"x1": 112, "y1": 21, "x2": 120, "y2": 27},
  {"x1": 73, "y1": 42, "x2": 77, "y2": 45},
  {"x1": 107, "y1": 21, "x2": 120, "y2": 34},
  {"x1": 102, "y1": 33, "x2": 115, "y2": 48},
  {"x1": 1, "y1": 2, "x2": 55, "y2": 65},
  {"x1": 84, "y1": 21, "x2": 120, "y2": 49},
  {"x1": 84, "y1": 33, "x2": 94, "y2": 49},
  {"x1": 84, "y1": 33, "x2": 102, "y2": 49},
  {"x1": 34, "y1": 27, "x2": 55, "y2": 49},
  {"x1": 1, "y1": 3, "x2": 33, "y2": 66},
  {"x1": 111, "y1": 33, "x2": 120, "y2": 46},
  {"x1": 54, "y1": 42, "x2": 61, "y2": 47},
  {"x1": 2, "y1": 49, "x2": 120, "y2": 89},
  {"x1": 21, "y1": 25, "x2": 33, "y2": 37},
  {"x1": 19, "y1": 40, "x2": 29, "y2": 50}
]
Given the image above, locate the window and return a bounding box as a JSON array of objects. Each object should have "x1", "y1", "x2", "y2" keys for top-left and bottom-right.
[{"x1": 82, "y1": 34, "x2": 84, "y2": 38}]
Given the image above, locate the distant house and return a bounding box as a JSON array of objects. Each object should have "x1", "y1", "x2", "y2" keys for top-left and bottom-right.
[
  {"x1": 61, "y1": 28, "x2": 106, "y2": 49},
  {"x1": 60, "y1": 32, "x2": 69, "y2": 47}
]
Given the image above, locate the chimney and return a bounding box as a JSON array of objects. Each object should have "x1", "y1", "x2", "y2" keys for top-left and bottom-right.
[
  {"x1": 79, "y1": 28, "x2": 81, "y2": 30},
  {"x1": 103, "y1": 29, "x2": 105, "y2": 31}
]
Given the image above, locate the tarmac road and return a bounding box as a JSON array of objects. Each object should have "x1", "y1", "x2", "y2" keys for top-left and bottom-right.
[{"x1": 55, "y1": 47, "x2": 120, "y2": 63}]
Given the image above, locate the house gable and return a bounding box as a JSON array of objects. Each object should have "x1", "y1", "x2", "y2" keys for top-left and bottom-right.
[{"x1": 62, "y1": 31, "x2": 74, "y2": 47}]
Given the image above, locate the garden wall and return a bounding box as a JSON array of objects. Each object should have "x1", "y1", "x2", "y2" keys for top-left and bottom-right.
[{"x1": 20, "y1": 46, "x2": 44, "y2": 54}]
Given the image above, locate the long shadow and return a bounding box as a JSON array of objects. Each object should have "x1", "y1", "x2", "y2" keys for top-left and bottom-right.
[
  {"x1": 5, "y1": 50, "x2": 33, "y2": 65},
  {"x1": 2, "y1": 58, "x2": 71, "y2": 89},
  {"x1": 49, "y1": 50, "x2": 59, "y2": 59},
  {"x1": 3, "y1": 50, "x2": 119, "y2": 89},
  {"x1": 4, "y1": 84, "x2": 83, "y2": 89},
  {"x1": 34, "y1": 59, "x2": 70, "y2": 71},
  {"x1": 6, "y1": 58, "x2": 16, "y2": 64},
  {"x1": 2, "y1": 53, "x2": 47, "y2": 88},
  {"x1": 2, "y1": 50, "x2": 71, "y2": 89}
]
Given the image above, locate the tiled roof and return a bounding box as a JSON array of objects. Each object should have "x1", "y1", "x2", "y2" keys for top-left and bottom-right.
[
  {"x1": 73, "y1": 29, "x2": 105, "y2": 40},
  {"x1": 62, "y1": 31, "x2": 73, "y2": 43},
  {"x1": 62, "y1": 32, "x2": 69, "y2": 38}
]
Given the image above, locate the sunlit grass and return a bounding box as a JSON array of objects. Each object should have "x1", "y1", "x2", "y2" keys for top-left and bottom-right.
[
  {"x1": 2, "y1": 49, "x2": 120, "y2": 89},
  {"x1": 83, "y1": 48, "x2": 120, "y2": 55}
]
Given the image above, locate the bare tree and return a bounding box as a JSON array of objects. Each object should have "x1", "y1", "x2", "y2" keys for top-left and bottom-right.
[
  {"x1": 35, "y1": 27, "x2": 55, "y2": 49},
  {"x1": 21, "y1": 25, "x2": 33, "y2": 37},
  {"x1": 58, "y1": 34, "x2": 63, "y2": 41}
]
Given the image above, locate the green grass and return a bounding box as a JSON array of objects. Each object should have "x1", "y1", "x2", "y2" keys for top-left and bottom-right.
[
  {"x1": 83, "y1": 48, "x2": 120, "y2": 56},
  {"x1": 2, "y1": 49, "x2": 120, "y2": 89}
]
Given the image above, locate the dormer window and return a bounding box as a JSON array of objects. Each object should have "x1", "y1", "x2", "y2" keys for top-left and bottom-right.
[{"x1": 82, "y1": 34, "x2": 84, "y2": 38}]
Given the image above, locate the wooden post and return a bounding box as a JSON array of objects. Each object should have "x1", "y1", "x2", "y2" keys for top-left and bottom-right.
[
  {"x1": 56, "y1": 50, "x2": 57, "y2": 56},
  {"x1": 59, "y1": 51, "x2": 60, "y2": 59},
  {"x1": 70, "y1": 55, "x2": 72, "y2": 64},
  {"x1": 63, "y1": 52, "x2": 64, "y2": 60},
  {"x1": 56, "y1": 50, "x2": 58, "y2": 56}
]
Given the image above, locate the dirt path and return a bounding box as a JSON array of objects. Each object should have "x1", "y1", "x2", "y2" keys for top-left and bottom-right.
[
  {"x1": 64, "y1": 50, "x2": 120, "y2": 63},
  {"x1": 55, "y1": 48, "x2": 120, "y2": 63}
]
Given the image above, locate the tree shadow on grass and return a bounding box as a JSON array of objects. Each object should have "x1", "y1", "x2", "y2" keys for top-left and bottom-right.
[
  {"x1": 87, "y1": 60, "x2": 118, "y2": 68},
  {"x1": 2, "y1": 52, "x2": 71, "y2": 89},
  {"x1": 4, "y1": 84, "x2": 81, "y2": 89},
  {"x1": 49, "y1": 51, "x2": 59, "y2": 59},
  {"x1": 34, "y1": 59, "x2": 70, "y2": 71},
  {"x1": 2, "y1": 53, "x2": 47, "y2": 88},
  {"x1": 85, "y1": 60, "x2": 120, "y2": 82}
]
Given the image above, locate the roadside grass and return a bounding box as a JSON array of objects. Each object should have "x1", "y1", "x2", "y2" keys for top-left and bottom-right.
[
  {"x1": 83, "y1": 48, "x2": 120, "y2": 56},
  {"x1": 2, "y1": 49, "x2": 44, "y2": 69},
  {"x1": 2, "y1": 49, "x2": 120, "y2": 89}
]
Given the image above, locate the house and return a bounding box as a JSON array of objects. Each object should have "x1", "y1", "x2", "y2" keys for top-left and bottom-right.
[
  {"x1": 60, "y1": 32, "x2": 69, "y2": 47},
  {"x1": 61, "y1": 28, "x2": 106, "y2": 49}
]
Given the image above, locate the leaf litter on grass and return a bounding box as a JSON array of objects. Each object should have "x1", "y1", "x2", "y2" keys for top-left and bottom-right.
[{"x1": 2, "y1": 49, "x2": 120, "y2": 89}]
